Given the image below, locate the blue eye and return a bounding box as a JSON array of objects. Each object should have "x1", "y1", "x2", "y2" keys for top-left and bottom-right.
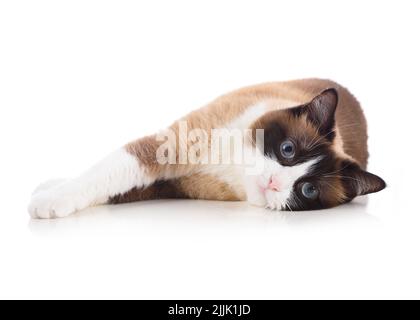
[
  {"x1": 301, "y1": 182, "x2": 319, "y2": 200},
  {"x1": 280, "y1": 140, "x2": 295, "y2": 159}
]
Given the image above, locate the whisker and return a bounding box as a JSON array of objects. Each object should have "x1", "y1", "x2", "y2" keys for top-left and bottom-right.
[
  {"x1": 323, "y1": 175, "x2": 363, "y2": 183},
  {"x1": 321, "y1": 163, "x2": 352, "y2": 177},
  {"x1": 307, "y1": 128, "x2": 336, "y2": 151},
  {"x1": 323, "y1": 180, "x2": 344, "y2": 195},
  {"x1": 306, "y1": 120, "x2": 324, "y2": 147}
]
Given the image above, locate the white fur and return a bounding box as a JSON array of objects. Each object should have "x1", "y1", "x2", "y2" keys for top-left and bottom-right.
[
  {"x1": 198, "y1": 141, "x2": 320, "y2": 210},
  {"x1": 28, "y1": 148, "x2": 151, "y2": 219},
  {"x1": 198, "y1": 164, "x2": 246, "y2": 199},
  {"x1": 195, "y1": 102, "x2": 269, "y2": 199},
  {"x1": 245, "y1": 150, "x2": 321, "y2": 210},
  {"x1": 226, "y1": 102, "x2": 267, "y2": 130},
  {"x1": 32, "y1": 178, "x2": 67, "y2": 194}
]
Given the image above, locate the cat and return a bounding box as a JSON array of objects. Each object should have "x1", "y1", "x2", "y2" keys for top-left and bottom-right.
[{"x1": 28, "y1": 78, "x2": 386, "y2": 218}]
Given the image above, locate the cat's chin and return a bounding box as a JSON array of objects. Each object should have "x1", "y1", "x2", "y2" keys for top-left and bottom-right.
[
  {"x1": 246, "y1": 195, "x2": 267, "y2": 207},
  {"x1": 243, "y1": 175, "x2": 268, "y2": 208}
]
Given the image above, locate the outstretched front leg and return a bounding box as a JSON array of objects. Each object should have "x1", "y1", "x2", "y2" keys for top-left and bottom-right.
[{"x1": 28, "y1": 135, "x2": 171, "y2": 219}]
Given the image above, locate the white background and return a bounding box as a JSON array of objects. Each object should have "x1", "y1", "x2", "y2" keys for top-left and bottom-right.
[{"x1": 0, "y1": 0, "x2": 419, "y2": 299}]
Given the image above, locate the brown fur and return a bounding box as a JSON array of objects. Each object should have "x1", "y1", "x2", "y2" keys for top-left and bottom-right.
[{"x1": 109, "y1": 173, "x2": 241, "y2": 204}]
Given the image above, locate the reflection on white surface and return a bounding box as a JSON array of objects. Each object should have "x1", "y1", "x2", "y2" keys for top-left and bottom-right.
[
  {"x1": 13, "y1": 185, "x2": 417, "y2": 300},
  {"x1": 1, "y1": 167, "x2": 416, "y2": 300},
  {"x1": 28, "y1": 197, "x2": 376, "y2": 235}
]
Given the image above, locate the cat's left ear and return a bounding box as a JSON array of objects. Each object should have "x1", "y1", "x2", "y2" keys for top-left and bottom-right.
[{"x1": 290, "y1": 88, "x2": 338, "y2": 139}]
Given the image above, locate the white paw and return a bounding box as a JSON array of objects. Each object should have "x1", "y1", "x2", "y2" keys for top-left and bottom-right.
[
  {"x1": 28, "y1": 184, "x2": 88, "y2": 219},
  {"x1": 32, "y1": 178, "x2": 67, "y2": 195}
]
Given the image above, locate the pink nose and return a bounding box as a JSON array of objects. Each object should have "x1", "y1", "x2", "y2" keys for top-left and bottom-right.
[{"x1": 268, "y1": 175, "x2": 281, "y2": 192}]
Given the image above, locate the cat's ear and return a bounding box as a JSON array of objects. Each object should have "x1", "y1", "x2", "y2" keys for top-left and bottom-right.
[
  {"x1": 290, "y1": 88, "x2": 338, "y2": 139},
  {"x1": 306, "y1": 88, "x2": 338, "y2": 136},
  {"x1": 343, "y1": 163, "x2": 386, "y2": 197}
]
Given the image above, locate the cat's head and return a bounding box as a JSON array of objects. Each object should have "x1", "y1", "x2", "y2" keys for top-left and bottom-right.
[{"x1": 246, "y1": 88, "x2": 386, "y2": 211}]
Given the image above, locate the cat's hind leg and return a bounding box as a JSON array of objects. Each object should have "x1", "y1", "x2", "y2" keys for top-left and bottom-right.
[{"x1": 28, "y1": 147, "x2": 156, "y2": 219}]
